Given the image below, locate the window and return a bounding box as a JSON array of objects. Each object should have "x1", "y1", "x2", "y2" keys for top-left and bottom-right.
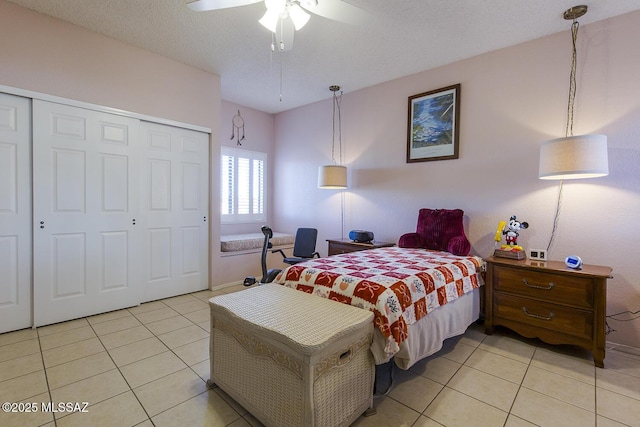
[{"x1": 221, "y1": 146, "x2": 266, "y2": 223}]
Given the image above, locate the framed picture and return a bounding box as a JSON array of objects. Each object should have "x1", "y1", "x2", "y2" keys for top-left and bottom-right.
[{"x1": 407, "y1": 84, "x2": 460, "y2": 163}]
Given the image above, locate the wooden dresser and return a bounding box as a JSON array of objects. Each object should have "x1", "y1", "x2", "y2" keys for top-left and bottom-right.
[
  {"x1": 484, "y1": 256, "x2": 612, "y2": 367},
  {"x1": 326, "y1": 238, "x2": 395, "y2": 256}
]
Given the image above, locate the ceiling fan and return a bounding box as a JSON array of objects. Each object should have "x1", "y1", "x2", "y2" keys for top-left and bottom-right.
[{"x1": 185, "y1": 0, "x2": 367, "y2": 51}]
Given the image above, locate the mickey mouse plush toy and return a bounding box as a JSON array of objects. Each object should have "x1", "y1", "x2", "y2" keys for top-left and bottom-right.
[{"x1": 503, "y1": 215, "x2": 529, "y2": 247}]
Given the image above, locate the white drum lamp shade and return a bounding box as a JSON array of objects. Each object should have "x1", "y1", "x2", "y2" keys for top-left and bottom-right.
[
  {"x1": 318, "y1": 165, "x2": 347, "y2": 189},
  {"x1": 539, "y1": 134, "x2": 608, "y2": 180}
]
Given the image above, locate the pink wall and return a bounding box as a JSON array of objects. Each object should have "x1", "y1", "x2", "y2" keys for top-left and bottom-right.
[
  {"x1": 273, "y1": 11, "x2": 640, "y2": 348},
  {"x1": 219, "y1": 101, "x2": 276, "y2": 236},
  {"x1": 217, "y1": 101, "x2": 285, "y2": 284},
  {"x1": 0, "y1": 1, "x2": 219, "y2": 129},
  {"x1": 0, "y1": 1, "x2": 223, "y2": 291}
]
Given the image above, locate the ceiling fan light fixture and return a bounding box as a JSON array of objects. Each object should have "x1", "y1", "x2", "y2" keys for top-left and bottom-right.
[
  {"x1": 258, "y1": 9, "x2": 280, "y2": 32},
  {"x1": 264, "y1": 0, "x2": 286, "y2": 13},
  {"x1": 260, "y1": 0, "x2": 287, "y2": 32},
  {"x1": 288, "y1": 3, "x2": 310, "y2": 30}
]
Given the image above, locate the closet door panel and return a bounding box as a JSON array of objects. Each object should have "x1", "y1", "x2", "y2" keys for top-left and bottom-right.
[
  {"x1": 0, "y1": 93, "x2": 31, "y2": 333},
  {"x1": 51, "y1": 233, "x2": 86, "y2": 297},
  {"x1": 100, "y1": 230, "x2": 129, "y2": 291},
  {"x1": 140, "y1": 122, "x2": 208, "y2": 302},
  {"x1": 148, "y1": 227, "x2": 172, "y2": 281},
  {"x1": 33, "y1": 100, "x2": 140, "y2": 327}
]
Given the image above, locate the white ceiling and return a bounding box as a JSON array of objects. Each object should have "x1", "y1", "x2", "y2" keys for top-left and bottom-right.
[{"x1": 7, "y1": 0, "x2": 640, "y2": 114}]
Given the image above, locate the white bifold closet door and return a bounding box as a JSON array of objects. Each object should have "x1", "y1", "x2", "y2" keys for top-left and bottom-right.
[
  {"x1": 32, "y1": 100, "x2": 141, "y2": 327},
  {"x1": 0, "y1": 93, "x2": 32, "y2": 333},
  {"x1": 139, "y1": 121, "x2": 209, "y2": 302}
]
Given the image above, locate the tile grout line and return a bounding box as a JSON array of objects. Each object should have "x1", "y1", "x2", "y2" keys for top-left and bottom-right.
[
  {"x1": 123, "y1": 300, "x2": 246, "y2": 426},
  {"x1": 34, "y1": 326, "x2": 57, "y2": 427},
  {"x1": 12, "y1": 289, "x2": 235, "y2": 423},
  {"x1": 88, "y1": 309, "x2": 157, "y2": 426},
  {"x1": 409, "y1": 332, "x2": 493, "y2": 424},
  {"x1": 438, "y1": 335, "x2": 515, "y2": 425},
  {"x1": 594, "y1": 363, "x2": 598, "y2": 426},
  {"x1": 410, "y1": 329, "x2": 537, "y2": 425},
  {"x1": 503, "y1": 345, "x2": 536, "y2": 427},
  {"x1": 10, "y1": 288, "x2": 636, "y2": 426}
]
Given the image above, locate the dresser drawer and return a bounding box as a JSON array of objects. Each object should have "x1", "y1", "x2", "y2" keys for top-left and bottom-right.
[
  {"x1": 328, "y1": 242, "x2": 360, "y2": 255},
  {"x1": 327, "y1": 239, "x2": 395, "y2": 256},
  {"x1": 494, "y1": 293, "x2": 593, "y2": 340},
  {"x1": 494, "y1": 266, "x2": 593, "y2": 308}
]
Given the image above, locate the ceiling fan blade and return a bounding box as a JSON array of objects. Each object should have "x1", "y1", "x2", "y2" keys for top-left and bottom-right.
[
  {"x1": 185, "y1": 0, "x2": 262, "y2": 12},
  {"x1": 301, "y1": 0, "x2": 370, "y2": 25}
]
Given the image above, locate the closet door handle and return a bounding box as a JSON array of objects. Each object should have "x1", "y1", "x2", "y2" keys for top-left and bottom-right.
[
  {"x1": 39, "y1": 220, "x2": 45, "y2": 229},
  {"x1": 203, "y1": 216, "x2": 207, "y2": 222}
]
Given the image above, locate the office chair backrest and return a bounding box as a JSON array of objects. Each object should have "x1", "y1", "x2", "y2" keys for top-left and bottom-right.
[{"x1": 292, "y1": 228, "x2": 318, "y2": 258}]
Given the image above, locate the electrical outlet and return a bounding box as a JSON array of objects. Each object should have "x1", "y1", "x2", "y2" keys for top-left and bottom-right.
[{"x1": 529, "y1": 249, "x2": 547, "y2": 260}]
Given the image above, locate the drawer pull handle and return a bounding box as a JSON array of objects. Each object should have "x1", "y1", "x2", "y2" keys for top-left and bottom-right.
[
  {"x1": 522, "y1": 307, "x2": 555, "y2": 321},
  {"x1": 522, "y1": 279, "x2": 555, "y2": 290}
]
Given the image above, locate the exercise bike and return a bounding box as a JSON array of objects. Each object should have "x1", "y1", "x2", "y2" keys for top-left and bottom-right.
[{"x1": 243, "y1": 226, "x2": 282, "y2": 286}]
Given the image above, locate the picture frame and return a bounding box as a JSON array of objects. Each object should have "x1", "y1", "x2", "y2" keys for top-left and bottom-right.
[{"x1": 407, "y1": 83, "x2": 460, "y2": 163}]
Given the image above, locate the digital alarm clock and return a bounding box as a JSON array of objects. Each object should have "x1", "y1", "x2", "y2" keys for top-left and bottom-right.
[{"x1": 565, "y1": 255, "x2": 583, "y2": 270}]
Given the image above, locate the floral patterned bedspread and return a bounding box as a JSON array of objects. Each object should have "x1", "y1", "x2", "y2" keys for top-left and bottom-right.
[{"x1": 273, "y1": 247, "x2": 484, "y2": 357}]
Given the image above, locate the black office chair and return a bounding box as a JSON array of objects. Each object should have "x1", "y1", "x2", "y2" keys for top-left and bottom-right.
[{"x1": 273, "y1": 228, "x2": 320, "y2": 265}]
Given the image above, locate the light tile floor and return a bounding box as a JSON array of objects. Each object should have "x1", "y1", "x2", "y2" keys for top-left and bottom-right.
[{"x1": 1, "y1": 284, "x2": 639, "y2": 427}]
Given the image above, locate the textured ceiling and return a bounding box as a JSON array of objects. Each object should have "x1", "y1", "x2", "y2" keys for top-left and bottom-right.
[{"x1": 7, "y1": 0, "x2": 640, "y2": 114}]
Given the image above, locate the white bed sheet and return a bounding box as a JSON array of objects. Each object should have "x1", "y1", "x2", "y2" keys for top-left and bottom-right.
[{"x1": 370, "y1": 287, "x2": 481, "y2": 370}]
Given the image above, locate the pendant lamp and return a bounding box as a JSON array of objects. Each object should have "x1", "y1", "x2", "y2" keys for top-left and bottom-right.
[
  {"x1": 318, "y1": 85, "x2": 347, "y2": 189},
  {"x1": 539, "y1": 5, "x2": 609, "y2": 252},
  {"x1": 538, "y1": 5, "x2": 608, "y2": 180}
]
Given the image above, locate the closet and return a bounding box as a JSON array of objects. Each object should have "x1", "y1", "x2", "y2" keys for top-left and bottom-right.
[{"x1": 0, "y1": 92, "x2": 209, "y2": 333}]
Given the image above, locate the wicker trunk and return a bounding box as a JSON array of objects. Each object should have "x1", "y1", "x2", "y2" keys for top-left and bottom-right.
[{"x1": 208, "y1": 283, "x2": 375, "y2": 427}]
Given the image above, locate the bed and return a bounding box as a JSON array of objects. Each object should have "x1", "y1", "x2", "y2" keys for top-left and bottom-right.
[{"x1": 273, "y1": 246, "x2": 484, "y2": 370}]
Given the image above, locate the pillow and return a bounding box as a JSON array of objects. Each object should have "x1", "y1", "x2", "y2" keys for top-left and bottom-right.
[
  {"x1": 447, "y1": 235, "x2": 471, "y2": 257},
  {"x1": 416, "y1": 208, "x2": 470, "y2": 256}
]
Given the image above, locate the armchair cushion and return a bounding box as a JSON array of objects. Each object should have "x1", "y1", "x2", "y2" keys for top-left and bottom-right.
[{"x1": 398, "y1": 208, "x2": 471, "y2": 256}]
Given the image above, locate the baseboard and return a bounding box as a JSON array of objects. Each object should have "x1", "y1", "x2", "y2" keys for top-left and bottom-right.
[
  {"x1": 210, "y1": 281, "x2": 244, "y2": 291},
  {"x1": 606, "y1": 341, "x2": 640, "y2": 357}
]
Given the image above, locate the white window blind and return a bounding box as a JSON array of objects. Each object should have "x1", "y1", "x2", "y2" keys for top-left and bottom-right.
[{"x1": 220, "y1": 146, "x2": 266, "y2": 223}]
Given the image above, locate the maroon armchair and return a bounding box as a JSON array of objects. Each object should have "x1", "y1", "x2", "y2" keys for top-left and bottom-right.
[{"x1": 398, "y1": 208, "x2": 471, "y2": 256}]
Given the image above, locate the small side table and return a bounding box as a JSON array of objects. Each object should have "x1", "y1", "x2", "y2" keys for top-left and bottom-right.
[
  {"x1": 484, "y1": 256, "x2": 612, "y2": 367},
  {"x1": 326, "y1": 238, "x2": 395, "y2": 256}
]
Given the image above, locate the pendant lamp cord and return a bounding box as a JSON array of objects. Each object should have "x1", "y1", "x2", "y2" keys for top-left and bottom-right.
[
  {"x1": 546, "y1": 180, "x2": 563, "y2": 252},
  {"x1": 547, "y1": 18, "x2": 579, "y2": 253},
  {"x1": 331, "y1": 90, "x2": 343, "y2": 165},
  {"x1": 331, "y1": 91, "x2": 336, "y2": 163},
  {"x1": 565, "y1": 20, "x2": 579, "y2": 139},
  {"x1": 269, "y1": 29, "x2": 285, "y2": 102},
  {"x1": 279, "y1": 18, "x2": 284, "y2": 101},
  {"x1": 279, "y1": 52, "x2": 283, "y2": 102},
  {"x1": 341, "y1": 189, "x2": 345, "y2": 239},
  {"x1": 330, "y1": 86, "x2": 345, "y2": 237}
]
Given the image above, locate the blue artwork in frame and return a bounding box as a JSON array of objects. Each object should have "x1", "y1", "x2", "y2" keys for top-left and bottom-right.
[{"x1": 407, "y1": 84, "x2": 460, "y2": 163}]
